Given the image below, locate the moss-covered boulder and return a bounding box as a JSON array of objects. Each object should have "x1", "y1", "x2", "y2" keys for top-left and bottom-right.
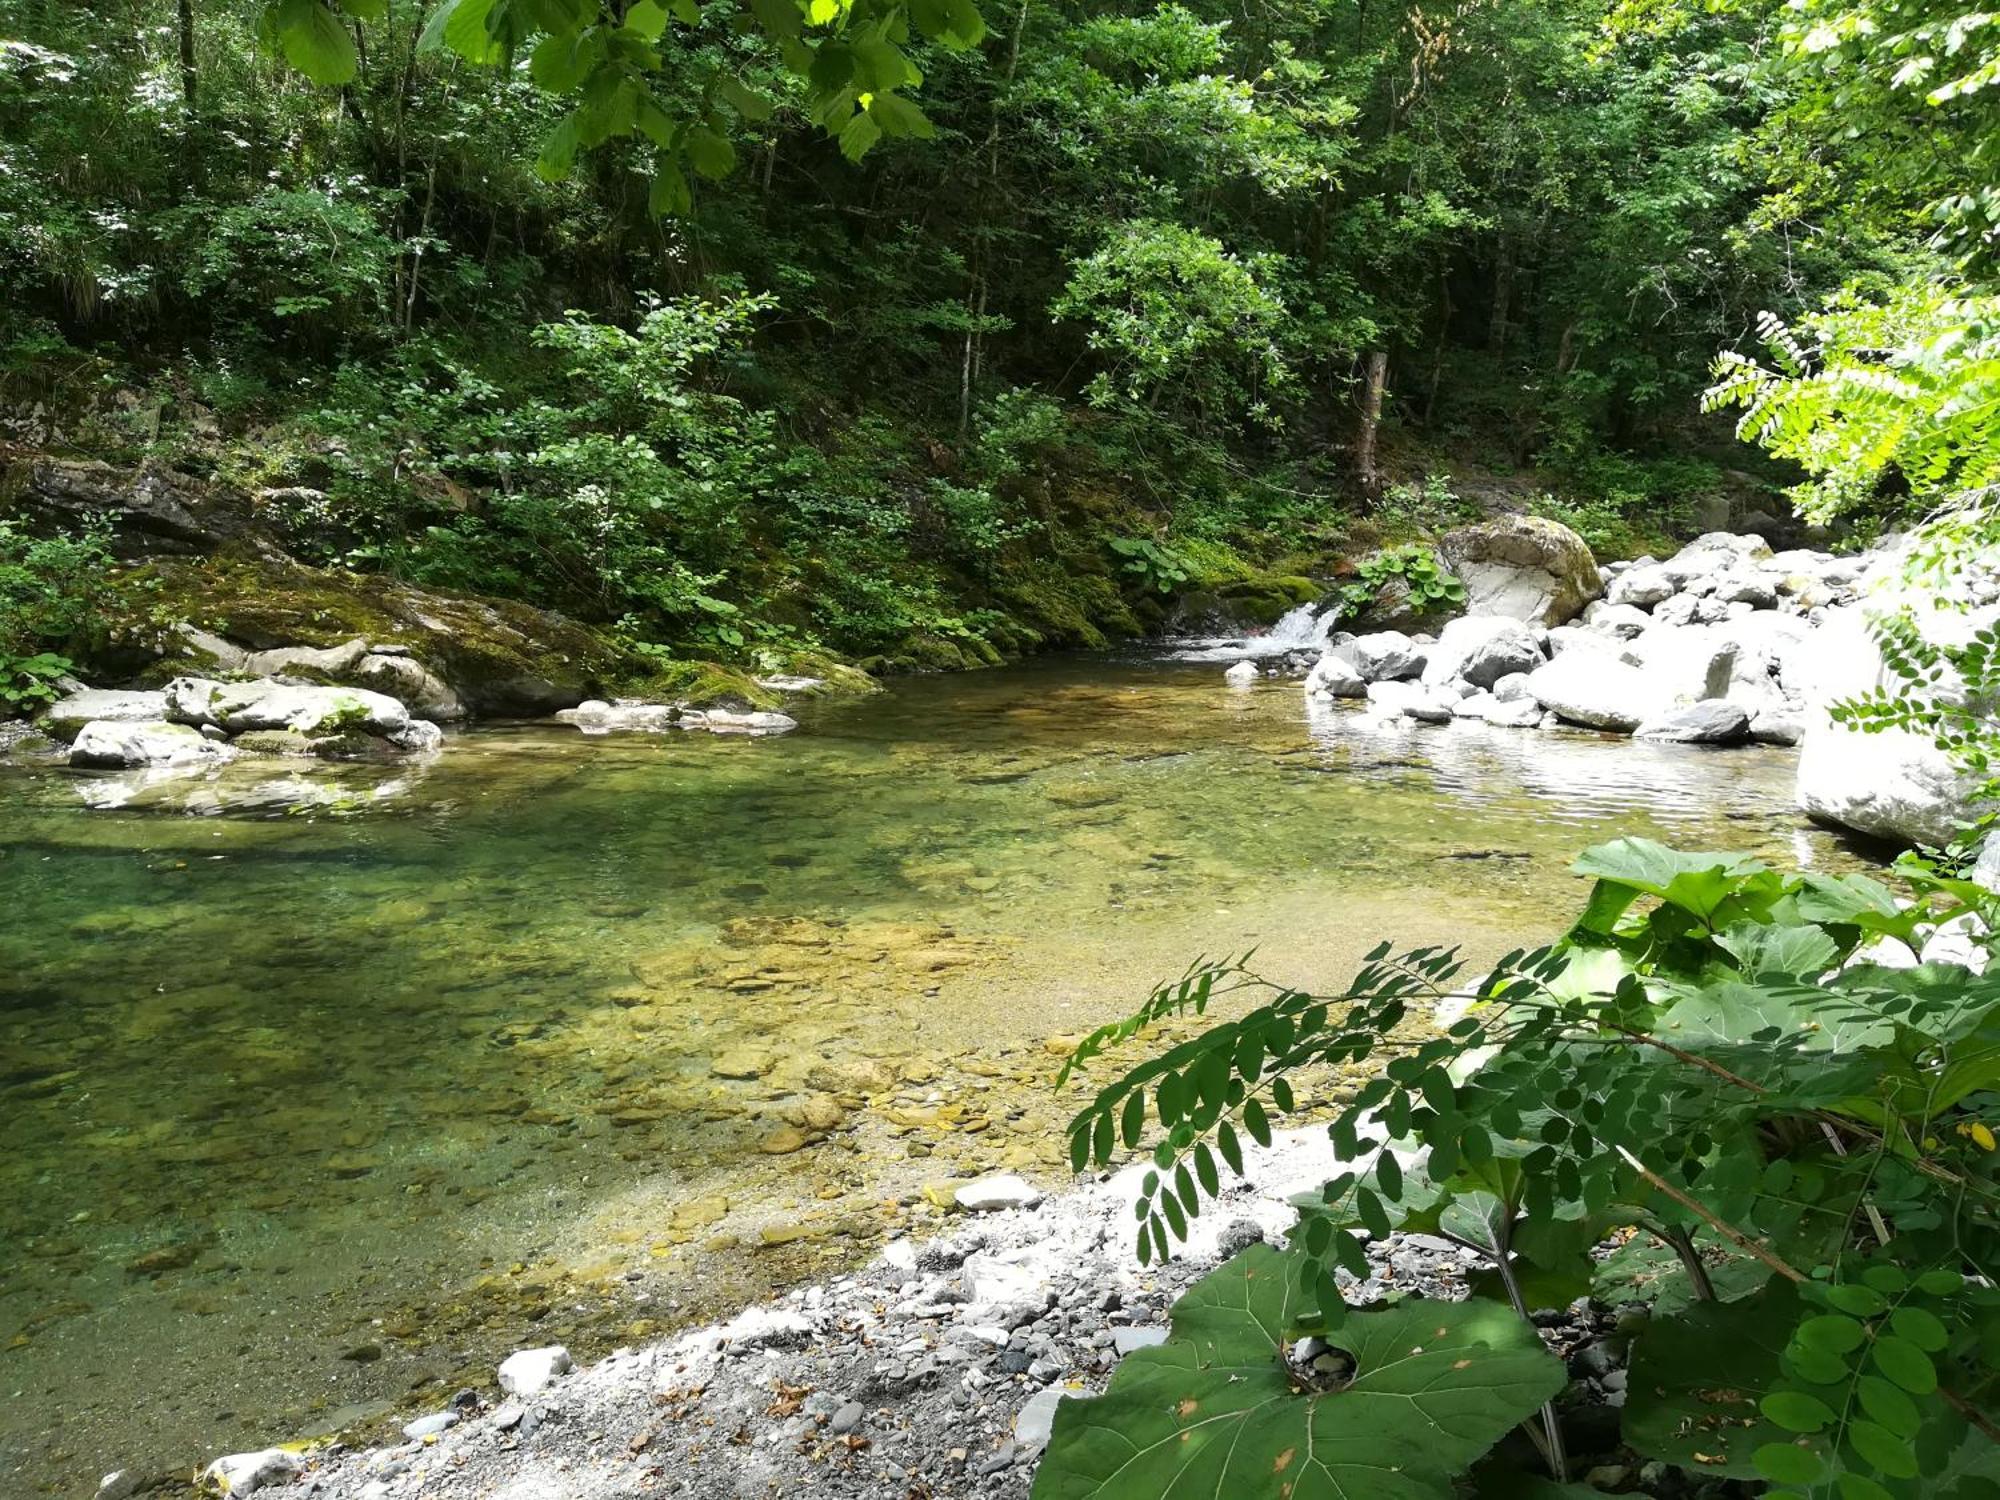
[{"x1": 111, "y1": 558, "x2": 621, "y2": 717}]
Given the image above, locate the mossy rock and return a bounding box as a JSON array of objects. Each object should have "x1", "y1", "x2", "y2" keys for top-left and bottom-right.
[
  {"x1": 1212, "y1": 574, "x2": 1319, "y2": 625},
  {"x1": 619, "y1": 661, "x2": 779, "y2": 711},
  {"x1": 107, "y1": 558, "x2": 623, "y2": 717}
]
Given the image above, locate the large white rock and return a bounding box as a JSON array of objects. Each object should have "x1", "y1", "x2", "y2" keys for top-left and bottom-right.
[
  {"x1": 240, "y1": 637, "x2": 372, "y2": 678},
  {"x1": 199, "y1": 1448, "x2": 303, "y2": 1495},
  {"x1": 1660, "y1": 531, "x2": 1772, "y2": 584},
  {"x1": 1223, "y1": 660, "x2": 1258, "y2": 687},
  {"x1": 1015, "y1": 1385, "x2": 1073, "y2": 1452},
  {"x1": 165, "y1": 677, "x2": 410, "y2": 736},
  {"x1": 1581, "y1": 601, "x2": 1652, "y2": 640},
  {"x1": 1606, "y1": 565, "x2": 1677, "y2": 609},
  {"x1": 1421, "y1": 616, "x2": 1544, "y2": 690},
  {"x1": 1636, "y1": 699, "x2": 1752, "y2": 744},
  {"x1": 40, "y1": 689, "x2": 168, "y2": 742},
  {"x1": 1624, "y1": 625, "x2": 1738, "y2": 708},
  {"x1": 69, "y1": 720, "x2": 233, "y2": 769},
  {"x1": 1366, "y1": 680, "x2": 1454, "y2": 722},
  {"x1": 497, "y1": 1344, "x2": 573, "y2": 1396},
  {"x1": 1304, "y1": 652, "x2": 1366, "y2": 699},
  {"x1": 1796, "y1": 599, "x2": 1996, "y2": 845},
  {"x1": 1523, "y1": 650, "x2": 1666, "y2": 733},
  {"x1": 1437, "y1": 515, "x2": 1601, "y2": 625}
]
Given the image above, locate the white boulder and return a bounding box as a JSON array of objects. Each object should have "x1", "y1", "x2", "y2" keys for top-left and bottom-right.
[
  {"x1": 1624, "y1": 625, "x2": 1738, "y2": 708},
  {"x1": 1523, "y1": 650, "x2": 1665, "y2": 733},
  {"x1": 70, "y1": 720, "x2": 233, "y2": 769},
  {"x1": 497, "y1": 1344, "x2": 573, "y2": 1396},
  {"x1": 1606, "y1": 565, "x2": 1677, "y2": 609},
  {"x1": 200, "y1": 1449, "x2": 303, "y2": 1495},
  {"x1": 40, "y1": 689, "x2": 167, "y2": 742},
  {"x1": 1436, "y1": 514, "x2": 1602, "y2": 625},
  {"x1": 1224, "y1": 660, "x2": 1258, "y2": 687},
  {"x1": 1635, "y1": 699, "x2": 1752, "y2": 744},
  {"x1": 1421, "y1": 616, "x2": 1544, "y2": 690}
]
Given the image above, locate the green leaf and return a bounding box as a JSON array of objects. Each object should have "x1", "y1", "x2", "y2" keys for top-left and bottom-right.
[
  {"x1": 1754, "y1": 1441, "x2": 1829, "y2": 1486},
  {"x1": 418, "y1": 0, "x2": 504, "y2": 62},
  {"x1": 625, "y1": 0, "x2": 671, "y2": 37},
  {"x1": 1854, "y1": 1374, "x2": 1921, "y2": 1438},
  {"x1": 1889, "y1": 1305, "x2": 1949, "y2": 1352},
  {"x1": 1762, "y1": 1390, "x2": 1838, "y2": 1433},
  {"x1": 837, "y1": 108, "x2": 881, "y2": 162},
  {"x1": 1825, "y1": 1283, "x2": 1890, "y2": 1317},
  {"x1": 1870, "y1": 1334, "x2": 1937, "y2": 1394},
  {"x1": 272, "y1": 0, "x2": 359, "y2": 85},
  {"x1": 1034, "y1": 1245, "x2": 1564, "y2": 1500},
  {"x1": 1570, "y1": 838, "x2": 1773, "y2": 926},
  {"x1": 1846, "y1": 1418, "x2": 1918, "y2": 1479},
  {"x1": 1625, "y1": 1281, "x2": 1802, "y2": 1477},
  {"x1": 647, "y1": 161, "x2": 691, "y2": 216},
  {"x1": 717, "y1": 74, "x2": 774, "y2": 122}
]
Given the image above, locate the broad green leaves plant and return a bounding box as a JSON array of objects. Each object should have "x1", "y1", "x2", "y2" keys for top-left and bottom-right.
[
  {"x1": 1334, "y1": 545, "x2": 1465, "y2": 623},
  {"x1": 1051, "y1": 838, "x2": 2000, "y2": 1494},
  {"x1": 1033, "y1": 1244, "x2": 1565, "y2": 1500}
]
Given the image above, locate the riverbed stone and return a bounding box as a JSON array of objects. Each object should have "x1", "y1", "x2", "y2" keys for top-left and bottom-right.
[
  {"x1": 1421, "y1": 615, "x2": 1544, "y2": 690},
  {"x1": 1223, "y1": 660, "x2": 1258, "y2": 687},
  {"x1": 200, "y1": 1448, "x2": 303, "y2": 1495},
  {"x1": 1304, "y1": 651, "x2": 1366, "y2": 698},
  {"x1": 1523, "y1": 650, "x2": 1663, "y2": 733},
  {"x1": 40, "y1": 689, "x2": 167, "y2": 742},
  {"x1": 1014, "y1": 1386, "x2": 1072, "y2": 1452},
  {"x1": 497, "y1": 1345, "x2": 573, "y2": 1397},
  {"x1": 1581, "y1": 601, "x2": 1652, "y2": 640},
  {"x1": 1438, "y1": 514, "x2": 1602, "y2": 625},
  {"x1": 1661, "y1": 531, "x2": 1773, "y2": 584},
  {"x1": 1341, "y1": 632, "x2": 1426, "y2": 682},
  {"x1": 69, "y1": 719, "x2": 233, "y2": 768},
  {"x1": 1606, "y1": 565, "x2": 1676, "y2": 609},
  {"x1": 165, "y1": 676, "x2": 410, "y2": 736},
  {"x1": 1635, "y1": 699, "x2": 1752, "y2": 744},
  {"x1": 954, "y1": 1174, "x2": 1044, "y2": 1212}
]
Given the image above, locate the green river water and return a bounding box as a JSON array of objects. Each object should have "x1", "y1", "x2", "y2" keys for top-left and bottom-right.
[{"x1": 0, "y1": 656, "x2": 1861, "y2": 1494}]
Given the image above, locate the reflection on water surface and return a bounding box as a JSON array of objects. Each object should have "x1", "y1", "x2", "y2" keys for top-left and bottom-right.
[{"x1": 0, "y1": 656, "x2": 1852, "y2": 1492}]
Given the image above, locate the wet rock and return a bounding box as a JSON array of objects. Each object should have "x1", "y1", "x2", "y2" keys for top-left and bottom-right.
[
  {"x1": 200, "y1": 1448, "x2": 303, "y2": 1495},
  {"x1": 1580, "y1": 600, "x2": 1652, "y2": 640},
  {"x1": 760, "y1": 1126, "x2": 811, "y2": 1154},
  {"x1": 710, "y1": 1046, "x2": 776, "y2": 1080},
  {"x1": 1438, "y1": 514, "x2": 1602, "y2": 626},
  {"x1": 1223, "y1": 660, "x2": 1258, "y2": 687},
  {"x1": 1606, "y1": 565, "x2": 1676, "y2": 609},
  {"x1": 1365, "y1": 680, "x2": 1455, "y2": 723},
  {"x1": 1636, "y1": 699, "x2": 1752, "y2": 744},
  {"x1": 39, "y1": 689, "x2": 167, "y2": 742},
  {"x1": 70, "y1": 720, "x2": 232, "y2": 769},
  {"x1": 497, "y1": 1344, "x2": 572, "y2": 1397},
  {"x1": 687, "y1": 708, "x2": 799, "y2": 736},
  {"x1": 1304, "y1": 651, "x2": 1365, "y2": 699},
  {"x1": 165, "y1": 676, "x2": 410, "y2": 736},
  {"x1": 555, "y1": 699, "x2": 680, "y2": 734},
  {"x1": 92, "y1": 1470, "x2": 140, "y2": 1500}
]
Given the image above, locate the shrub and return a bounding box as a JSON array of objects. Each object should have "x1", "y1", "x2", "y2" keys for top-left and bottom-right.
[{"x1": 1044, "y1": 838, "x2": 2000, "y2": 1496}]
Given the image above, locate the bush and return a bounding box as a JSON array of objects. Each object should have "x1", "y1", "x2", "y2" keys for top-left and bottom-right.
[{"x1": 1045, "y1": 838, "x2": 2000, "y2": 1496}]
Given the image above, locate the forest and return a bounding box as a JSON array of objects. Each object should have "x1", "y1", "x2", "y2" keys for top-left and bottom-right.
[{"x1": 1, "y1": 0, "x2": 1986, "y2": 686}]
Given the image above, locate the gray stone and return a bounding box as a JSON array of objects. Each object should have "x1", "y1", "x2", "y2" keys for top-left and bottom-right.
[
  {"x1": 1421, "y1": 615, "x2": 1544, "y2": 690},
  {"x1": 39, "y1": 688, "x2": 169, "y2": 742},
  {"x1": 1581, "y1": 601, "x2": 1652, "y2": 640},
  {"x1": 1304, "y1": 651, "x2": 1366, "y2": 699},
  {"x1": 1014, "y1": 1386, "x2": 1072, "y2": 1452},
  {"x1": 828, "y1": 1401, "x2": 865, "y2": 1435},
  {"x1": 954, "y1": 1175, "x2": 1044, "y2": 1213},
  {"x1": 1490, "y1": 672, "x2": 1535, "y2": 703},
  {"x1": 1660, "y1": 531, "x2": 1772, "y2": 584},
  {"x1": 1224, "y1": 660, "x2": 1258, "y2": 687},
  {"x1": 93, "y1": 1472, "x2": 140, "y2": 1500},
  {"x1": 695, "y1": 709, "x2": 800, "y2": 735},
  {"x1": 1111, "y1": 1327, "x2": 1168, "y2": 1355},
  {"x1": 1713, "y1": 572, "x2": 1778, "y2": 608},
  {"x1": 1635, "y1": 699, "x2": 1752, "y2": 744},
  {"x1": 1484, "y1": 697, "x2": 1548, "y2": 729},
  {"x1": 164, "y1": 676, "x2": 410, "y2": 736},
  {"x1": 1624, "y1": 625, "x2": 1739, "y2": 707},
  {"x1": 240, "y1": 636, "x2": 372, "y2": 679},
  {"x1": 70, "y1": 720, "x2": 233, "y2": 769},
  {"x1": 353, "y1": 651, "x2": 466, "y2": 721},
  {"x1": 1342, "y1": 631, "x2": 1427, "y2": 682},
  {"x1": 1605, "y1": 565, "x2": 1676, "y2": 609},
  {"x1": 1437, "y1": 514, "x2": 1602, "y2": 626},
  {"x1": 402, "y1": 1410, "x2": 459, "y2": 1439}
]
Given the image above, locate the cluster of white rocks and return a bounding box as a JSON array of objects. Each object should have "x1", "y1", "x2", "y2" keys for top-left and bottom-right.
[
  {"x1": 43, "y1": 674, "x2": 443, "y2": 771},
  {"x1": 1302, "y1": 530, "x2": 1824, "y2": 747},
  {"x1": 554, "y1": 698, "x2": 800, "y2": 737}
]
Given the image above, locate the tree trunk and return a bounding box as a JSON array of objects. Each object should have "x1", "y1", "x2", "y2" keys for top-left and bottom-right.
[
  {"x1": 1355, "y1": 350, "x2": 1389, "y2": 500},
  {"x1": 177, "y1": 0, "x2": 197, "y2": 109},
  {"x1": 1489, "y1": 233, "x2": 1513, "y2": 358}
]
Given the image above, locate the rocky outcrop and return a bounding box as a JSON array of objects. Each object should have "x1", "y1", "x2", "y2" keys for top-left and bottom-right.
[
  {"x1": 115, "y1": 558, "x2": 616, "y2": 717},
  {"x1": 1437, "y1": 515, "x2": 1602, "y2": 626},
  {"x1": 69, "y1": 720, "x2": 232, "y2": 769},
  {"x1": 4, "y1": 452, "x2": 257, "y2": 557},
  {"x1": 1795, "y1": 582, "x2": 1998, "y2": 845}
]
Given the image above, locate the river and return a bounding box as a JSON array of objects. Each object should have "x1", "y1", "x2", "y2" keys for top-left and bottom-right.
[{"x1": 0, "y1": 655, "x2": 1859, "y2": 1494}]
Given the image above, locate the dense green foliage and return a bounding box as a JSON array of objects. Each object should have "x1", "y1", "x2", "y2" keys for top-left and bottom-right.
[
  {"x1": 1, "y1": 0, "x2": 1964, "y2": 670},
  {"x1": 1050, "y1": 839, "x2": 2000, "y2": 1495}
]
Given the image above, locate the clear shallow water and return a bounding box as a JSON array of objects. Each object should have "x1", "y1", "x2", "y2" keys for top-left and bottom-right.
[{"x1": 0, "y1": 656, "x2": 1856, "y2": 1493}]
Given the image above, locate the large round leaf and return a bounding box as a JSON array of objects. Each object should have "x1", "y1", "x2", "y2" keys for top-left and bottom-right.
[
  {"x1": 1032, "y1": 1243, "x2": 1565, "y2": 1499},
  {"x1": 1624, "y1": 1280, "x2": 1806, "y2": 1478}
]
